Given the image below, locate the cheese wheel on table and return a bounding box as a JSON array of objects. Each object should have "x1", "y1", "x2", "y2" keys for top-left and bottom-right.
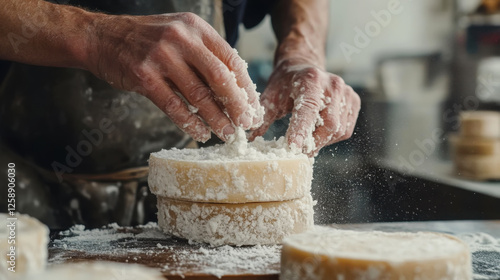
[
  {"x1": 148, "y1": 136, "x2": 313, "y2": 203},
  {"x1": 0, "y1": 213, "x2": 49, "y2": 277},
  {"x1": 157, "y1": 195, "x2": 314, "y2": 246},
  {"x1": 281, "y1": 227, "x2": 472, "y2": 280}
]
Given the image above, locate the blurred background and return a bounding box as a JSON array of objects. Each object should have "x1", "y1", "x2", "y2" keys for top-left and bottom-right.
[
  {"x1": 1, "y1": 0, "x2": 499, "y2": 228},
  {"x1": 237, "y1": 0, "x2": 500, "y2": 224}
]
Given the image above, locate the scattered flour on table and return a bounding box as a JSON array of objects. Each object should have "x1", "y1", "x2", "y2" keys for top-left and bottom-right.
[
  {"x1": 458, "y1": 232, "x2": 500, "y2": 280},
  {"x1": 50, "y1": 223, "x2": 281, "y2": 278},
  {"x1": 159, "y1": 244, "x2": 281, "y2": 278},
  {"x1": 51, "y1": 223, "x2": 166, "y2": 254}
]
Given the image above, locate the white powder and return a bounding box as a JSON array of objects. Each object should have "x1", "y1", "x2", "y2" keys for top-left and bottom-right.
[
  {"x1": 151, "y1": 128, "x2": 307, "y2": 162},
  {"x1": 49, "y1": 224, "x2": 500, "y2": 279},
  {"x1": 187, "y1": 105, "x2": 199, "y2": 114},
  {"x1": 163, "y1": 244, "x2": 281, "y2": 278},
  {"x1": 157, "y1": 195, "x2": 315, "y2": 246},
  {"x1": 49, "y1": 223, "x2": 281, "y2": 278},
  {"x1": 458, "y1": 232, "x2": 500, "y2": 280}
]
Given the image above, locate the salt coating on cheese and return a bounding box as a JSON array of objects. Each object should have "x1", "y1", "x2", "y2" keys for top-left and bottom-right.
[
  {"x1": 152, "y1": 128, "x2": 308, "y2": 162},
  {"x1": 157, "y1": 195, "x2": 314, "y2": 246},
  {"x1": 149, "y1": 128, "x2": 315, "y2": 246},
  {"x1": 0, "y1": 213, "x2": 49, "y2": 277},
  {"x1": 149, "y1": 128, "x2": 314, "y2": 203},
  {"x1": 281, "y1": 227, "x2": 472, "y2": 280}
]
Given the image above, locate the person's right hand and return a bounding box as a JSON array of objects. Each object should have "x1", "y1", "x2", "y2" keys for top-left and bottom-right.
[{"x1": 84, "y1": 12, "x2": 264, "y2": 142}]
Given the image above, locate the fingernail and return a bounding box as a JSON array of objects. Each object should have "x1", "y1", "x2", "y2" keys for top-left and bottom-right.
[
  {"x1": 239, "y1": 113, "x2": 252, "y2": 129},
  {"x1": 223, "y1": 125, "x2": 235, "y2": 137}
]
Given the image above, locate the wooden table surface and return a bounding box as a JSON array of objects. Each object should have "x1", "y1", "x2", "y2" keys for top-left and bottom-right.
[{"x1": 48, "y1": 220, "x2": 500, "y2": 280}]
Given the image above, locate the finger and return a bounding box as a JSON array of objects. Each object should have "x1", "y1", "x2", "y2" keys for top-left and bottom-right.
[
  {"x1": 248, "y1": 89, "x2": 280, "y2": 141},
  {"x1": 186, "y1": 42, "x2": 258, "y2": 130},
  {"x1": 140, "y1": 74, "x2": 211, "y2": 142},
  {"x1": 311, "y1": 99, "x2": 342, "y2": 154},
  {"x1": 199, "y1": 27, "x2": 264, "y2": 126},
  {"x1": 316, "y1": 87, "x2": 361, "y2": 151},
  {"x1": 167, "y1": 61, "x2": 235, "y2": 141},
  {"x1": 286, "y1": 80, "x2": 324, "y2": 154},
  {"x1": 338, "y1": 88, "x2": 361, "y2": 142}
]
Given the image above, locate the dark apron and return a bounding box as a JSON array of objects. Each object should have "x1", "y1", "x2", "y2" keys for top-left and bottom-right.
[{"x1": 0, "y1": 0, "x2": 224, "y2": 229}]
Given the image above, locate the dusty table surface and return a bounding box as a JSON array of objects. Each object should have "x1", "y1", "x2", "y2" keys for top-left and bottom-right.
[{"x1": 48, "y1": 220, "x2": 500, "y2": 280}]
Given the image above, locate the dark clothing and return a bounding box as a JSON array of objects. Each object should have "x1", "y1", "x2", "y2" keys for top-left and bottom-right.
[{"x1": 223, "y1": 0, "x2": 276, "y2": 47}]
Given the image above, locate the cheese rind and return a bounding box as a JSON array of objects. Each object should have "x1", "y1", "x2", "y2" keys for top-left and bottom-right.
[
  {"x1": 0, "y1": 213, "x2": 49, "y2": 277},
  {"x1": 157, "y1": 195, "x2": 314, "y2": 246},
  {"x1": 149, "y1": 155, "x2": 313, "y2": 203},
  {"x1": 281, "y1": 227, "x2": 472, "y2": 280}
]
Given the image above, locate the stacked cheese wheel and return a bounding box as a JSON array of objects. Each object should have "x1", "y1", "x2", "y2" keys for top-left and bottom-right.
[
  {"x1": 0, "y1": 213, "x2": 49, "y2": 278},
  {"x1": 281, "y1": 227, "x2": 472, "y2": 280},
  {"x1": 148, "y1": 135, "x2": 315, "y2": 246},
  {"x1": 451, "y1": 111, "x2": 500, "y2": 180}
]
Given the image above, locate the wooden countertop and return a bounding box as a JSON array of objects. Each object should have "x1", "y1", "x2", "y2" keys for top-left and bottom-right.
[{"x1": 48, "y1": 220, "x2": 500, "y2": 279}]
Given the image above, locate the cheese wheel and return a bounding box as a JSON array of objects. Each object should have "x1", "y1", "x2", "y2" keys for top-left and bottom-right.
[
  {"x1": 157, "y1": 195, "x2": 314, "y2": 246},
  {"x1": 453, "y1": 155, "x2": 500, "y2": 180},
  {"x1": 0, "y1": 213, "x2": 49, "y2": 277},
  {"x1": 281, "y1": 228, "x2": 472, "y2": 280},
  {"x1": 29, "y1": 262, "x2": 163, "y2": 280},
  {"x1": 460, "y1": 111, "x2": 500, "y2": 138},
  {"x1": 450, "y1": 135, "x2": 500, "y2": 156},
  {"x1": 148, "y1": 139, "x2": 313, "y2": 203}
]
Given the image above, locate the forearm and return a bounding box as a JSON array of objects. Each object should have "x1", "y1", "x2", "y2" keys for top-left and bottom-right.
[
  {"x1": 270, "y1": 0, "x2": 328, "y2": 69},
  {"x1": 0, "y1": 0, "x2": 95, "y2": 68}
]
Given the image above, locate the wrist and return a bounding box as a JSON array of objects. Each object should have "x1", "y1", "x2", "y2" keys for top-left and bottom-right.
[
  {"x1": 274, "y1": 36, "x2": 326, "y2": 71},
  {"x1": 66, "y1": 8, "x2": 105, "y2": 70}
]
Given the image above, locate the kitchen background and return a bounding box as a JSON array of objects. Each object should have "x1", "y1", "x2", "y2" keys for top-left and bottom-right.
[
  {"x1": 1, "y1": 0, "x2": 498, "y2": 227},
  {"x1": 236, "y1": 0, "x2": 500, "y2": 224}
]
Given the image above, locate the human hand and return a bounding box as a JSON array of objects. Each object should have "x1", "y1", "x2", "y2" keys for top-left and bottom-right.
[
  {"x1": 84, "y1": 12, "x2": 263, "y2": 142},
  {"x1": 249, "y1": 59, "x2": 360, "y2": 156}
]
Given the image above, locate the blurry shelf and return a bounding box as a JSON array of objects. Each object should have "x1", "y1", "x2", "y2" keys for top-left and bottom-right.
[{"x1": 380, "y1": 158, "x2": 500, "y2": 199}]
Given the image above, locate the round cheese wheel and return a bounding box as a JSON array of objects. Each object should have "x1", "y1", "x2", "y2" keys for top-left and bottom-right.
[
  {"x1": 281, "y1": 228, "x2": 472, "y2": 280},
  {"x1": 0, "y1": 213, "x2": 49, "y2": 277},
  {"x1": 148, "y1": 138, "x2": 313, "y2": 203},
  {"x1": 31, "y1": 262, "x2": 163, "y2": 280},
  {"x1": 460, "y1": 111, "x2": 500, "y2": 138},
  {"x1": 157, "y1": 195, "x2": 314, "y2": 246},
  {"x1": 450, "y1": 135, "x2": 500, "y2": 156},
  {"x1": 453, "y1": 155, "x2": 500, "y2": 180}
]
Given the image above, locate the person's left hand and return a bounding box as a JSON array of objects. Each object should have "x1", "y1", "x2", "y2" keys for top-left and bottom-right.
[{"x1": 249, "y1": 59, "x2": 361, "y2": 156}]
